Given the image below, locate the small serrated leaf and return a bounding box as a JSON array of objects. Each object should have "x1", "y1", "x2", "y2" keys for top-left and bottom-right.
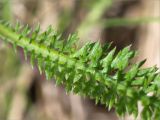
[
  {"x1": 22, "y1": 24, "x2": 31, "y2": 36},
  {"x1": 111, "y1": 45, "x2": 136, "y2": 70},
  {"x1": 23, "y1": 49, "x2": 28, "y2": 60},
  {"x1": 101, "y1": 47, "x2": 116, "y2": 73},
  {"x1": 73, "y1": 73, "x2": 82, "y2": 83},
  {"x1": 108, "y1": 96, "x2": 114, "y2": 111},
  {"x1": 15, "y1": 21, "x2": 21, "y2": 32},
  {"x1": 30, "y1": 53, "x2": 35, "y2": 69},
  {"x1": 102, "y1": 42, "x2": 112, "y2": 52},
  {"x1": 37, "y1": 58, "x2": 43, "y2": 74},
  {"x1": 125, "y1": 64, "x2": 139, "y2": 81},
  {"x1": 64, "y1": 33, "x2": 78, "y2": 50},
  {"x1": 89, "y1": 42, "x2": 102, "y2": 67}
]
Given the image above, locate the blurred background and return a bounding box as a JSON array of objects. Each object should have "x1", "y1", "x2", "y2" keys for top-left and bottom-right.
[{"x1": 0, "y1": 0, "x2": 160, "y2": 120}]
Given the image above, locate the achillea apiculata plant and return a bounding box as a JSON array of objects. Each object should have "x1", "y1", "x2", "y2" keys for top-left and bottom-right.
[{"x1": 0, "y1": 21, "x2": 160, "y2": 120}]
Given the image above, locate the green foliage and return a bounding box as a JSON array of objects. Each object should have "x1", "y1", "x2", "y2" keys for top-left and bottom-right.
[
  {"x1": 0, "y1": 21, "x2": 160, "y2": 120},
  {"x1": 78, "y1": 0, "x2": 112, "y2": 37},
  {"x1": 0, "y1": 0, "x2": 11, "y2": 21},
  {"x1": 102, "y1": 17, "x2": 160, "y2": 28}
]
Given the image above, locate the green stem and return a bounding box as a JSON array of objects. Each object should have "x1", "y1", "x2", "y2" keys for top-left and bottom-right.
[
  {"x1": 102, "y1": 17, "x2": 160, "y2": 28},
  {"x1": 0, "y1": 23, "x2": 108, "y2": 84}
]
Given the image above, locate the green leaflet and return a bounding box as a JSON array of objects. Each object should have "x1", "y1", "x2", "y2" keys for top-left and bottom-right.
[
  {"x1": 64, "y1": 33, "x2": 78, "y2": 52},
  {"x1": 88, "y1": 42, "x2": 102, "y2": 67},
  {"x1": 72, "y1": 42, "x2": 92, "y2": 62},
  {"x1": 1, "y1": 21, "x2": 160, "y2": 120},
  {"x1": 111, "y1": 46, "x2": 136, "y2": 71},
  {"x1": 101, "y1": 47, "x2": 116, "y2": 73},
  {"x1": 102, "y1": 42, "x2": 112, "y2": 52},
  {"x1": 125, "y1": 60, "x2": 146, "y2": 82}
]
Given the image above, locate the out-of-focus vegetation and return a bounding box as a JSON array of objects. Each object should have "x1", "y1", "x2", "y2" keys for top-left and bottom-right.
[
  {"x1": 0, "y1": 0, "x2": 11, "y2": 20},
  {"x1": 0, "y1": 0, "x2": 160, "y2": 120},
  {"x1": 0, "y1": 0, "x2": 21, "y2": 120}
]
